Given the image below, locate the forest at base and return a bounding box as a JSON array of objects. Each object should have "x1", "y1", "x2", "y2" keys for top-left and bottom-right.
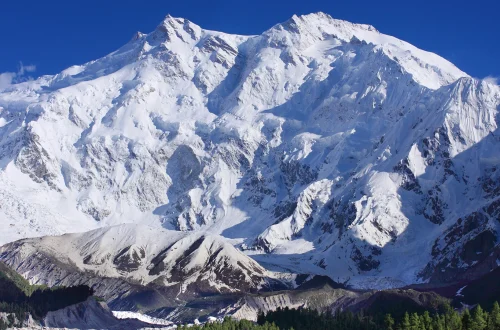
[
  {"x1": 177, "y1": 302, "x2": 500, "y2": 330},
  {"x1": 1, "y1": 258, "x2": 500, "y2": 330}
]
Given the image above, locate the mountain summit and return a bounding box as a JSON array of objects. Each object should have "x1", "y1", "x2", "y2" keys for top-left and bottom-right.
[{"x1": 0, "y1": 13, "x2": 498, "y2": 293}]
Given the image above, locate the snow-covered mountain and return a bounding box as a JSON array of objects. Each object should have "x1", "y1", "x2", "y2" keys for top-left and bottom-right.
[{"x1": 0, "y1": 12, "x2": 499, "y2": 294}]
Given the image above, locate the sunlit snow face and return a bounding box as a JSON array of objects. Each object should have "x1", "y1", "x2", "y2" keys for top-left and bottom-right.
[{"x1": 0, "y1": 13, "x2": 498, "y2": 292}]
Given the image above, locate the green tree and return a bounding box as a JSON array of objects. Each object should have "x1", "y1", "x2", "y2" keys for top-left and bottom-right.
[
  {"x1": 463, "y1": 309, "x2": 473, "y2": 330},
  {"x1": 432, "y1": 314, "x2": 444, "y2": 330},
  {"x1": 411, "y1": 313, "x2": 422, "y2": 330},
  {"x1": 385, "y1": 313, "x2": 395, "y2": 330},
  {"x1": 448, "y1": 308, "x2": 463, "y2": 330},
  {"x1": 422, "y1": 311, "x2": 433, "y2": 330},
  {"x1": 488, "y1": 302, "x2": 500, "y2": 330},
  {"x1": 401, "y1": 312, "x2": 412, "y2": 330},
  {"x1": 472, "y1": 305, "x2": 488, "y2": 330}
]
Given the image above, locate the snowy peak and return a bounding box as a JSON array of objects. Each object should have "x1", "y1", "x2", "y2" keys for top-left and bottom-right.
[
  {"x1": 130, "y1": 31, "x2": 146, "y2": 42},
  {"x1": 264, "y1": 12, "x2": 467, "y2": 89},
  {"x1": 43, "y1": 12, "x2": 466, "y2": 93},
  {"x1": 276, "y1": 12, "x2": 378, "y2": 37},
  {"x1": 152, "y1": 14, "x2": 203, "y2": 43},
  {"x1": 0, "y1": 12, "x2": 497, "y2": 292}
]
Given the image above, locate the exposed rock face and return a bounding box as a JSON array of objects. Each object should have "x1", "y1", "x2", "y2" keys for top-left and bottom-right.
[
  {"x1": 42, "y1": 297, "x2": 154, "y2": 330},
  {"x1": 0, "y1": 12, "x2": 499, "y2": 292},
  {"x1": 157, "y1": 281, "x2": 448, "y2": 323},
  {"x1": 0, "y1": 225, "x2": 289, "y2": 313}
]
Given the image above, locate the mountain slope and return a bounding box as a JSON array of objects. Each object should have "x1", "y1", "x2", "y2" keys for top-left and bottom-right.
[
  {"x1": 0, "y1": 224, "x2": 290, "y2": 313},
  {"x1": 0, "y1": 12, "x2": 498, "y2": 291}
]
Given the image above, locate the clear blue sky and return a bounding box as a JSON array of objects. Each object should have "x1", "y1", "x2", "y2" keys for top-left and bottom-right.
[{"x1": 1, "y1": 0, "x2": 498, "y2": 80}]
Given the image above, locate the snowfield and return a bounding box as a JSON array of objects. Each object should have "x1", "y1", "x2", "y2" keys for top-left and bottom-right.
[{"x1": 0, "y1": 12, "x2": 499, "y2": 293}]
